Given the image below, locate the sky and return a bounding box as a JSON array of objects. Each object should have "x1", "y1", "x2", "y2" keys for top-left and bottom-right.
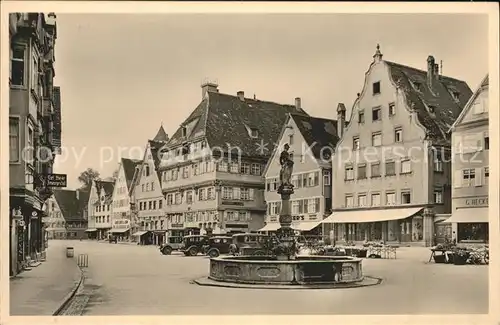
[{"x1": 52, "y1": 13, "x2": 489, "y2": 189}]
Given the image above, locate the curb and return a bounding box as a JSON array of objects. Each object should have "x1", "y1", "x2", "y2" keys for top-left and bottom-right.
[
  {"x1": 192, "y1": 275, "x2": 383, "y2": 290},
  {"x1": 52, "y1": 267, "x2": 85, "y2": 315}
]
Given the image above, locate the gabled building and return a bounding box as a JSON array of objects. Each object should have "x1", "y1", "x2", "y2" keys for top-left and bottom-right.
[
  {"x1": 159, "y1": 82, "x2": 309, "y2": 235},
  {"x1": 262, "y1": 113, "x2": 340, "y2": 235},
  {"x1": 110, "y1": 157, "x2": 142, "y2": 241},
  {"x1": 44, "y1": 189, "x2": 89, "y2": 239},
  {"x1": 322, "y1": 45, "x2": 473, "y2": 247},
  {"x1": 9, "y1": 13, "x2": 62, "y2": 275},
  {"x1": 86, "y1": 179, "x2": 115, "y2": 239},
  {"x1": 130, "y1": 126, "x2": 169, "y2": 245},
  {"x1": 447, "y1": 74, "x2": 489, "y2": 244}
]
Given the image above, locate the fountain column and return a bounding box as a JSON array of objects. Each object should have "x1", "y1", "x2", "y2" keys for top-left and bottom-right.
[{"x1": 276, "y1": 184, "x2": 295, "y2": 260}]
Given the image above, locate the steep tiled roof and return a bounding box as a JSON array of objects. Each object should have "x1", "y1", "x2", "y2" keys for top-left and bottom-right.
[
  {"x1": 385, "y1": 61, "x2": 472, "y2": 145},
  {"x1": 290, "y1": 114, "x2": 340, "y2": 160},
  {"x1": 153, "y1": 125, "x2": 169, "y2": 142},
  {"x1": 121, "y1": 157, "x2": 142, "y2": 190},
  {"x1": 167, "y1": 90, "x2": 309, "y2": 158},
  {"x1": 53, "y1": 189, "x2": 86, "y2": 222},
  {"x1": 78, "y1": 190, "x2": 90, "y2": 213},
  {"x1": 94, "y1": 179, "x2": 115, "y2": 205}
]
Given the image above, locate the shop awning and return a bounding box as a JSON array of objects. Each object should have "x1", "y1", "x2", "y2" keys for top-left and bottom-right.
[
  {"x1": 259, "y1": 223, "x2": 281, "y2": 232},
  {"x1": 109, "y1": 228, "x2": 130, "y2": 234},
  {"x1": 321, "y1": 207, "x2": 424, "y2": 224},
  {"x1": 292, "y1": 221, "x2": 322, "y2": 231},
  {"x1": 444, "y1": 208, "x2": 489, "y2": 223},
  {"x1": 152, "y1": 230, "x2": 166, "y2": 234},
  {"x1": 85, "y1": 229, "x2": 97, "y2": 232},
  {"x1": 259, "y1": 221, "x2": 322, "y2": 232},
  {"x1": 132, "y1": 231, "x2": 150, "y2": 237}
]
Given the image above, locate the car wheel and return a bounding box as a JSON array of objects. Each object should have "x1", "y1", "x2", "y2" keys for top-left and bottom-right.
[
  {"x1": 162, "y1": 246, "x2": 172, "y2": 255},
  {"x1": 189, "y1": 247, "x2": 198, "y2": 256},
  {"x1": 254, "y1": 250, "x2": 265, "y2": 256},
  {"x1": 208, "y1": 249, "x2": 220, "y2": 258}
]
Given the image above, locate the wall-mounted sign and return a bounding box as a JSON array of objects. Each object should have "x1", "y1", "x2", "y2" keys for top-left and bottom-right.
[
  {"x1": 40, "y1": 174, "x2": 67, "y2": 187},
  {"x1": 222, "y1": 200, "x2": 244, "y2": 206},
  {"x1": 112, "y1": 219, "x2": 130, "y2": 228},
  {"x1": 465, "y1": 197, "x2": 488, "y2": 206},
  {"x1": 171, "y1": 223, "x2": 184, "y2": 228},
  {"x1": 292, "y1": 215, "x2": 305, "y2": 221}
]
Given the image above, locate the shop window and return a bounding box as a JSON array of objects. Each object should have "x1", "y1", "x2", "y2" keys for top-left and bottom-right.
[{"x1": 458, "y1": 223, "x2": 489, "y2": 243}]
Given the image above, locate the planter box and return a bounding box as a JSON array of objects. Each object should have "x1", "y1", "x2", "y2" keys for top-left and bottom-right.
[
  {"x1": 453, "y1": 253, "x2": 468, "y2": 265},
  {"x1": 433, "y1": 254, "x2": 446, "y2": 264}
]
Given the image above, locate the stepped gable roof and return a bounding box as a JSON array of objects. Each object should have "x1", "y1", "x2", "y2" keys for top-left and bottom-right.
[
  {"x1": 53, "y1": 189, "x2": 85, "y2": 222},
  {"x1": 385, "y1": 61, "x2": 472, "y2": 146},
  {"x1": 94, "y1": 179, "x2": 115, "y2": 205},
  {"x1": 153, "y1": 125, "x2": 169, "y2": 142},
  {"x1": 167, "y1": 91, "x2": 309, "y2": 157},
  {"x1": 121, "y1": 157, "x2": 142, "y2": 190},
  {"x1": 290, "y1": 113, "x2": 340, "y2": 160}
]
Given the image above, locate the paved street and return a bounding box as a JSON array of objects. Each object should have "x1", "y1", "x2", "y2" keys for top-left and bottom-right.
[
  {"x1": 43, "y1": 240, "x2": 489, "y2": 315},
  {"x1": 10, "y1": 243, "x2": 82, "y2": 315}
]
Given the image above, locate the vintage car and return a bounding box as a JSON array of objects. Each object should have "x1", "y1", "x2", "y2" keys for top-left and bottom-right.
[
  {"x1": 202, "y1": 236, "x2": 233, "y2": 258},
  {"x1": 159, "y1": 229, "x2": 185, "y2": 255},
  {"x1": 180, "y1": 235, "x2": 210, "y2": 256},
  {"x1": 108, "y1": 235, "x2": 117, "y2": 244},
  {"x1": 229, "y1": 233, "x2": 270, "y2": 256}
]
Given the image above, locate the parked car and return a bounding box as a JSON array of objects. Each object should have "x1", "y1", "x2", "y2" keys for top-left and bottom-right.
[
  {"x1": 203, "y1": 236, "x2": 233, "y2": 258},
  {"x1": 159, "y1": 230, "x2": 185, "y2": 255},
  {"x1": 180, "y1": 235, "x2": 209, "y2": 256},
  {"x1": 108, "y1": 235, "x2": 117, "y2": 244},
  {"x1": 229, "y1": 233, "x2": 270, "y2": 256}
]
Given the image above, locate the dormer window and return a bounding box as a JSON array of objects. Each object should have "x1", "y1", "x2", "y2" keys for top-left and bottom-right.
[
  {"x1": 181, "y1": 126, "x2": 187, "y2": 138},
  {"x1": 452, "y1": 91, "x2": 460, "y2": 101},
  {"x1": 411, "y1": 81, "x2": 422, "y2": 92},
  {"x1": 250, "y1": 128, "x2": 258, "y2": 138},
  {"x1": 427, "y1": 104, "x2": 436, "y2": 114}
]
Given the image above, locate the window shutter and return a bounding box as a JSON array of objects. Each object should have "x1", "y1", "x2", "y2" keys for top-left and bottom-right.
[
  {"x1": 454, "y1": 170, "x2": 462, "y2": 188},
  {"x1": 475, "y1": 168, "x2": 482, "y2": 187},
  {"x1": 249, "y1": 188, "x2": 254, "y2": 200},
  {"x1": 303, "y1": 199, "x2": 309, "y2": 213},
  {"x1": 315, "y1": 198, "x2": 320, "y2": 213},
  {"x1": 298, "y1": 200, "x2": 303, "y2": 213},
  {"x1": 314, "y1": 172, "x2": 319, "y2": 186}
]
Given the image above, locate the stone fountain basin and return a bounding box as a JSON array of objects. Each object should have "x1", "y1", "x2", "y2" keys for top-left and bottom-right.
[{"x1": 209, "y1": 255, "x2": 363, "y2": 285}]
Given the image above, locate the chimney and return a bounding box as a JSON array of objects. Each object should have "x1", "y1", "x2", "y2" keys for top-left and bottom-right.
[
  {"x1": 434, "y1": 63, "x2": 440, "y2": 79},
  {"x1": 201, "y1": 80, "x2": 219, "y2": 99},
  {"x1": 427, "y1": 55, "x2": 435, "y2": 89},
  {"x1": 336, "y1": 103, "x2": 346, "y2": 138},
  {"x1": 237, "y1": 91, "x2": 245, "y2": 101},
  {"x1": 295, "y1": 97, "x2": 301, "y2": 110}
]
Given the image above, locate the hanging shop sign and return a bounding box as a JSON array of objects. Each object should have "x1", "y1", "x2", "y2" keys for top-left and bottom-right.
[{"x1": 39, "y1": 174, "x2": 67, "y2": 187}]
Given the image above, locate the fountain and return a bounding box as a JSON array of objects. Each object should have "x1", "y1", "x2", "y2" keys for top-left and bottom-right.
[{"x1": 194, "y1": 144, "x2": 377, "y2": 288}]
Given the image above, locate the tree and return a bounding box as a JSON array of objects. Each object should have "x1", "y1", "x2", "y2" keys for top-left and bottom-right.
[
  {"x1": 112, "y1": 168, "x2": 119, "y2": 180},
  {"x1": 78, "y1": 168, "x2": 100, "y2": 191}
]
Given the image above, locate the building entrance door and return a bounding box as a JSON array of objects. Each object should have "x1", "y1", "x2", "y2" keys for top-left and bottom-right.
[{"x1": 434, "y1": 222, "x2": 452, "y2": 244}]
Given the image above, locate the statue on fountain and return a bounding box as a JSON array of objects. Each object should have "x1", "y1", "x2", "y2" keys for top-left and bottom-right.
[
  {"x1": 277, "y1": 143, "x2": 294, "y2": 196},
  {"x1": 273, "y1": 143, "x2": 297, "y2": 260}
]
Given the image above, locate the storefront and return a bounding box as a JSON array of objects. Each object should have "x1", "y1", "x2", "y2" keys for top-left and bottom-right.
[
  {"x1": 110, "y1": 219, "x2": 131, "y2": 241},
  {"x1": 152, "y1": 230, "x2": 166, "y2": 245},
  {"x1": 321, "y1": 207, "x2": 434, "y2": 246},
  {"x1": 446, "y1": 196, "x2": 489, "y2": 244},
  {"x1": 259, "y1": 220, "x2": 323, "y2": 235},
  {"x1": 85, "y1": 229, "x2": 98, "y2": 239},
  {"x1": 132, "y1": 230, "x2": 153, "y2": 245}
]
